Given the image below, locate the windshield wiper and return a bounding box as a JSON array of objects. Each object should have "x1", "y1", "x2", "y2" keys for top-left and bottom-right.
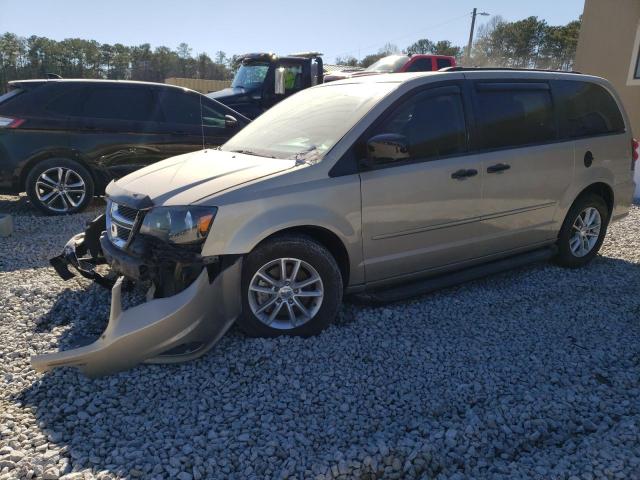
[
  {"x1": 291, "y1": 146, "x2": 320, "y2": 165},
  {"x1": 231, "y1": 149, "x2": 276, "y2": 159}
]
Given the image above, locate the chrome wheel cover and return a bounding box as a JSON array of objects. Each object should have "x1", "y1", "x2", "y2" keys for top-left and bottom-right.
[
  {"x1": 35, "y1": 167, "x2": 86, "y2": 212},
  {"x1": 248, "y1": 257, "x2": 324, "y2": 330},
  {"x1": 569, "y1": 207, "x2": 601, "y2": 257}
]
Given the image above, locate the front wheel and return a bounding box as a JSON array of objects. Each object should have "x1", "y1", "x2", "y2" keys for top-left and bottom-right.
[
  {"x1": 239, "y1": 234, "x2": 343, "y2": 337},
  {"x1": 25, "y1": 158, "x2": 95, "y2": 215},
  {"x1": 555, "y1": 193, "x2": 609, "y2": 268}
]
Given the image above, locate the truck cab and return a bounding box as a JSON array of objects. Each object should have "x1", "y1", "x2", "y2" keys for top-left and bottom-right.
[{"x1": 208, "y1": 52, "x2": 323, "y2": 119}]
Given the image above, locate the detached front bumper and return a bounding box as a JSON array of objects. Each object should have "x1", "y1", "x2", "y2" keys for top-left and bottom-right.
[{"x1": 32, "y1": 216, "x2": 242, "y2": 377}]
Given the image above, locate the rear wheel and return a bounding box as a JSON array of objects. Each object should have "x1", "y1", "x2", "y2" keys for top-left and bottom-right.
[
  {"x1": 555, "y1": 194, "x2": 609, "y2": 268},
  {"x1": 239, "y1": 234, "x2": 343, "y2": 337},
  {"x1": 26, "y1": 158, "x2": 94, "y2": 215}
]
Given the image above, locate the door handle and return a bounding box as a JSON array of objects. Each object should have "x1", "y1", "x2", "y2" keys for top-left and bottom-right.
[
  {"x1": 451, "y1": 168, "x2": 478, "y2": 180},
  {"x1": 487, "y1": 163, "x2": 511, "y2": 173}
]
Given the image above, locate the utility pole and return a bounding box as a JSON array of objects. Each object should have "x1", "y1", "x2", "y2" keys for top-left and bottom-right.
[{"x1": 466, "y1": 8, "x2": 490, "y2": 64}]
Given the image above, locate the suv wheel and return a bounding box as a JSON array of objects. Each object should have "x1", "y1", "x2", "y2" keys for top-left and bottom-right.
[
  {"x1": 26, "y1": 158, "x2": 94, "y2": 215},
  {"x1": 239, "y1": 234, "x2": 343, "y2": 337},
  {"x1": 555, "y1": 193, "x2": 609, "y2": 268}
]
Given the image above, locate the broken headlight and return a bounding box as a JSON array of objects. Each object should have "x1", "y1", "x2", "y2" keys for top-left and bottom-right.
[{"x1": 139, "y1": 206, "x2": 217, "y2": 245}]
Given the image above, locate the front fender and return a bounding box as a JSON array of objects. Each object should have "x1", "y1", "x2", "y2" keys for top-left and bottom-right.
[{"x1": 202, "y1": 175, "x2": 364, "y2": 285}]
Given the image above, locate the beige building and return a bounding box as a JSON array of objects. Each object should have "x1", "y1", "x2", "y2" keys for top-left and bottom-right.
[
  {"x1": 164, "y1": 77, "x2": 231, "y2": 94},
  {"x1": 575, "y1": 0, "x2": 640, "y2": 136}
]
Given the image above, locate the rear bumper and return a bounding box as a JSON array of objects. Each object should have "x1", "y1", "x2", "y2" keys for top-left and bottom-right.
[{"x1": 33, "y1": 217, "x2": 243, "y2": 377}]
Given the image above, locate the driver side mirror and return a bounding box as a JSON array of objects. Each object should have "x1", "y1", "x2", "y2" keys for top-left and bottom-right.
[
  {"x1": 274, "y1": 67, "x2": 286, "y2": 95},
  {"x1": 225, "y1": 115, "x2": 238, "y2": 129},
  {"x1": 364, "y1": 133, "x2": 410, "y2": 166}
]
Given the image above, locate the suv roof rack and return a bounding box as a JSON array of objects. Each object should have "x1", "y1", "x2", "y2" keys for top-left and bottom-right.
[{"x1": 439, "y1": 66, "x2": 582, "y2": 74}]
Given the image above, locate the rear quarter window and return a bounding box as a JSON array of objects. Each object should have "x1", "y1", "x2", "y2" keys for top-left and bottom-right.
[
  {"x1": 474, "y1": 83, "x2": 556, "y2": 150},
  {"x1": 554, "y1": 81, "x2": 625, "y2": 138},
  {"x1": 0, "y1": 89, "x2": 25, "y2": 113}
]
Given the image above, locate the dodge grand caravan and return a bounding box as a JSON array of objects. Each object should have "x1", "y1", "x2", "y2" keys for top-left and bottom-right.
[{"x1": 34, "y1": 69, "x2": 637, "y2": 376}]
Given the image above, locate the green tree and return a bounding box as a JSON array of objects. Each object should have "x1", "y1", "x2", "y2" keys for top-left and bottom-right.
[
  {"x1": 335, "y1": 55, "x2": 358, "y2": 67},
  {"x1": 359, "y1": 53, "x2": 385, "y2": 68},
  {"x1": 432, "y1": 40, "x2": 462, "y2": 59},
  {"x1": 406, "y1": 39, "x2": 435, "y2": 55}
]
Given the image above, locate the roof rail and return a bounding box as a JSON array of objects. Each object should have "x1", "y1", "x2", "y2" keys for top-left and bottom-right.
[{"x1": 439, "y1": 66, "x2": 582, "y2": 74}]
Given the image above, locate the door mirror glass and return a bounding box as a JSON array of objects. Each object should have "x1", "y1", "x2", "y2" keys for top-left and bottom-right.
[
  {"x1": 366, "y1": 133, "x2": 410, "y2": 165},
  {"x1": 274, "y1": 67, "x2": 286, "y2": 95},
  {"x1": 225, "y1": 114, "x2": 238, "y2": 129}
]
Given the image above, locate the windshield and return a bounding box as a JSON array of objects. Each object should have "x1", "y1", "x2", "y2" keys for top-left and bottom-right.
[
  {"x1": 366, "y1": 55, "x2": 410, "y2": 73},
  {"x1": 222, "y1": 82, "x2": 397, "y2": 162},
  {"x1": 231, "y1": 63, "x2": 270, "y2": 89}
]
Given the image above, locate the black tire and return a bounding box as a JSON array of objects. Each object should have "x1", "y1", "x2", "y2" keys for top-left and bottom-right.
[
  {"x1": 25, "y1": 158, "x2": 95, "y2": 215},
  {"x1": 555, "y1": 193, "x2": 609, "y2": 268},
  {"x1": 239, "y1": 234, "x2": 343, "y2": 337}
]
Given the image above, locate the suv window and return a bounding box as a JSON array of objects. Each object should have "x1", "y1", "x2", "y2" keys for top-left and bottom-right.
[
  {"x1": 45, "y1": 86, "x2": 87, "y2": 115},
  {"x1": 158, "y1": 89, "x2": 226, "y2": 128},
  {"x1": 77, "y1": 86, "x2": 154, "y2": 122},
  {"x1": 374, "y1": 87, "x2": 467, "y2": 162},
  {"x1": 554, "y1": 81, "x2": 625, "y2": 138},
  {"x1": 436, "y1": 58, "x2": 452, "y2": 69},
  {"x1": 474, "y1": 84, "x2": 556, "y2": 150},
  {"x1": 405, "y1": 58, "x2": 433, "y2": 72}
]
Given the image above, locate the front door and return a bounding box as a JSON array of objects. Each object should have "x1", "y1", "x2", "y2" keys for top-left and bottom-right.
[{"x1": 360, "y1": 84, "x2": 484, "y2": 283}]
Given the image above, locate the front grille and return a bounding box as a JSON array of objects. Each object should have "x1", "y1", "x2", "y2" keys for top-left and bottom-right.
[
  {"x1": 107, "y1": 201, "x2": 140, "y2": 248},
  {"x1": 115, "y1": 204, "x2": 138, "y2": 223}
]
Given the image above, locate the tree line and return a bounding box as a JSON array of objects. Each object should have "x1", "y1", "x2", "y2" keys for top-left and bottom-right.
[
  {"x1": 336, "y1": 15, "x2": 580, "y2": 71},
  {"x1": 0, "y1": 15, "x2": 580, "y2": 92},
  {"x1": 0, "y1": 33, "x2": 235, "y2": 91}
]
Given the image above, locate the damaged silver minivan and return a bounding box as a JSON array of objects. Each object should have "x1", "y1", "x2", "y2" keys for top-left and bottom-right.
[{"x1": 33, "y1": 69, "x2": 637, "y2": 376}]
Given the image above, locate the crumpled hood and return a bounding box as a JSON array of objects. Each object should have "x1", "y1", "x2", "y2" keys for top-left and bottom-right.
[{"x1": 110, "y1": 149, "x2": 296, "y2": 206}]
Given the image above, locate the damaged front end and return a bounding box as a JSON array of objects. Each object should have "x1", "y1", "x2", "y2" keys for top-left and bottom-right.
[{"x1": 32, "y1": 190, "x2": 242, "y2": 377}]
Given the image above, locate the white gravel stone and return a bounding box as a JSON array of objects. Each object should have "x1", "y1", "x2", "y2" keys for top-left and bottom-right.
[{"x1": 2, "y1": 195, "x2": 640, "y2": 479}]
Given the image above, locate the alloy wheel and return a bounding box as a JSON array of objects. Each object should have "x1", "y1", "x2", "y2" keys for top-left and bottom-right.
[
  {"x1": 248, "y1": 257, "x2": 324, "y2": 330},
  {"x1": 569, "y1": 207, "x2": 601, "y2": 257},
  {"x1": 35, "y1": 167, "x2": 86, "y2": 213}
]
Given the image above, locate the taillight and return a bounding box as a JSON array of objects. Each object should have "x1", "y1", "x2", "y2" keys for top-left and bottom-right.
[
  {"x1": 633, "y1": 138, "x2": 639, "y2": 171},
  {"x1": 0, "y1": 116, "x2": 24, "y2": 128}
]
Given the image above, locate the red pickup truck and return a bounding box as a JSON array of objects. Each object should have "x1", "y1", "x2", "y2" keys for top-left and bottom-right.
[{"x1": 324, "y1": 54, "x2": 457, "y2": 82}]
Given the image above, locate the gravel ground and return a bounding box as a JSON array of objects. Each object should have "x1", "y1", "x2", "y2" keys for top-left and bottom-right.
[{"x1": 1, "y1": 194, "x2": 640, "y2": 480}]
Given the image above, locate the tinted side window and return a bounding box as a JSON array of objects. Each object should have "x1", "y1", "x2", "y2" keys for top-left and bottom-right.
[
  {"x1": 78, "y1": 86, "x2": 154, "y2": 122},
  {"x1": 158, "y1": 89, "x2": 226, "y2": 128},
  {"x1": 554, "y1": 81, "x2": 625, "y2": 138},
  {"x1": 474, "y1": 84, "x2": 556, "y2": 150},
  {"x1": 375, "y1": 88, "x2": 467, "y2": 161},
  {"x1": 0, "y1": 89, "x2": 21, "y2": 104},
  {"x1": 405, "y1": 58, "x2": 433, "y2": 72},
  {"x1": 436, "y1": 58, "x2": 452, "y2": 69},
  {"x1": 45, "y1": 86, "x2": 87, "y2": 115}
]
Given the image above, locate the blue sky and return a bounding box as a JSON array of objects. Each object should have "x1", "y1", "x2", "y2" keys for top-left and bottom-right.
[{"x1": 1, "y1": 0, "x2": 585, "y2": 62}]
